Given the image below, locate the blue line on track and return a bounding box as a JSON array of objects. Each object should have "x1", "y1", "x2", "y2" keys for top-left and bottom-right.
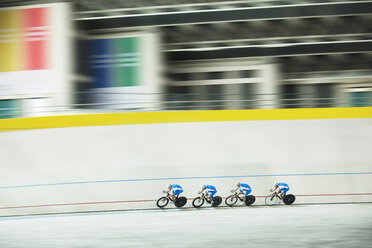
[{"x1": 1, "y1": 172, "x2": 371, "y2": 190}]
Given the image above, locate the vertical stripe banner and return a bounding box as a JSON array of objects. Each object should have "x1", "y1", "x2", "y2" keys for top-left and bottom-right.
[
  {"x1": 22, "y1": 8, "x2": 49, "y2": 71},
  {"x1": 0, "y1": 10, "x2": 21, "y2": 72},
  {"x1": 114, "y1": 37, "x2": 140, "y2": 87},
  {"x1": 91, "y1": 39, "x2": 112, "y2": 88}
]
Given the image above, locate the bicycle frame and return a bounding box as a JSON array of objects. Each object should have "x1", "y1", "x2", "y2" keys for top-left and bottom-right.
[
  {"x1": 199, "y1": 193, "x2": 213, "y2": 203},
  {"x1": 269, "y1": 191, "x2": 286, "y2": 200},
  {"x1": 163, "y1": 192, "x2": 179, "y2": 202},
  {"x1": 232, "y1": 192, "x2": 246, "y2": 201}
]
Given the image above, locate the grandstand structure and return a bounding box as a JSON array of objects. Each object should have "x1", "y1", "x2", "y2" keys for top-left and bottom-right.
[{"x1": 1, "y1": 0, "x2": 372, "y2": 112}]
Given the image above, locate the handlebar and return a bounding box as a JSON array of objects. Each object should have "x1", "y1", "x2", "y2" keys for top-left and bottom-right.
[
  {"x1": 198, "y1": 192, "x2": 205, "y2": 198},
  {"x1": 270, "y1": 191, "x2": 281, "y2": 199},
  {"x1": 162, "y1": 191, "x2": 170, "y2": 197}
]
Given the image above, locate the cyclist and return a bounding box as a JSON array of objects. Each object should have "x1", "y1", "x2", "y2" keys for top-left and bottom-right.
[
  {"x1": 163, "y1": 184, "x2": 183, "y2": 201},
  {"x1": 270, "y1": 182, "x2": 290, "y2": 202},
  {"x1": 198, "y1": 184, "x2": 217, "y2": 204},
  {"x1": 231, "y1": 181, "x2": 252, "y2": 205}
]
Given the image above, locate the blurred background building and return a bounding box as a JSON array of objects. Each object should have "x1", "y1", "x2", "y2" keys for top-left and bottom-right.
[{"x1": 1, "y1": 0, "x2": 372, "y2": 118}]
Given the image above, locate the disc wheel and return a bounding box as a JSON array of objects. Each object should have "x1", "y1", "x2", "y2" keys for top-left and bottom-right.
[
  {"x1": 265, "y1": 194, "x2": 279, "y2": 206},
  {"x1": 245, "y1": 195, "x2": 256, "y2": 206},
  {"x1": 212, "y1": 196, "x2": 222, "y2": 207},
  {"x1": 175, "y1": 196, "x2": 187, "y2": 208},
  {"x1": 225, "y1": 195, "x2": 238, "y2": 206},
  {"x1": 283, "y1": 194, "x2": 296, "y2": 205},
  {"x1": 192, "y1": 197, "x2": 205, "y2": 208},
  {"x1": 156, "y1": 197, "x2": 169, "y2": 208}
]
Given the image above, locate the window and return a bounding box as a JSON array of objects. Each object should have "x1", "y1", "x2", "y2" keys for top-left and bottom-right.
[
  {"x1": 241, "y1": 83, "x2": 256, "y2": 109},
  {"x1": 281, "y1": 85, "x2": 300, "y2": 108},
  {"x1": 315, "y1": 83, "x2": 334, "y2": 108},
  {"x1": 191, "y1": 72, "x2": 205, "y2": 81},
  {"x1": 0, "y1": 100, "x2": 19, "y2": 119},
  {"x1": 165, "y1": 86, "x2": 192, "y2": 110},
  {"x1": 206, "y1": 84, "x2": 223, "y2": 110},
  {"x1": 240, "y1": 70, "x2": 255, "y2": 78},
  {"x1": 228, "y1": 70, "x2": 255, "y2": 79},
  {"x1": 169, "y1": 73, "x2": 191, "y2": 81},
  {"x1": 206, "y1": 71, "x2": 223, "y2": 80},
  {"x1": 349, "y1": 91, "x2": 372, "y2": 107}
]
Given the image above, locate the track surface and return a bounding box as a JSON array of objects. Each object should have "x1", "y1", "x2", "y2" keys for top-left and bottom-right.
[{"x1": 0, "y1": 203, "x2": 371, "y2": 247}]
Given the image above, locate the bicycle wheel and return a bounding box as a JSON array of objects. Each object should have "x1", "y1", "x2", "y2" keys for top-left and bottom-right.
[
  {"x1": 225, "y1": 195, "x2": 238, "y2": 206},
  {"x1": 283, "y1": 194, "x2": 296, "y2": 205},
  {"x1": 265, "y1": 194, "x2": 278, "y2": 206},
  {"x1": 245, "y1": 195, "x2": 256, "y2": 206},
  {"x1": 192, "y1": 197, "x2": 205, "y2": 208},
  {"x1": 175, "y1": 196, "x2": 187, "y2": 208},
  {"x1": 157, "y1": 197, "x2": 169, "y2": 208},
  {"x1": 212, "y1": 196, "x2": 222, "y2": 207}
]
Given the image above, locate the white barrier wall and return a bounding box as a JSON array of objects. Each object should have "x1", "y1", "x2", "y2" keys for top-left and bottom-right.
[{"x1": 0, "y1": 118, "x2": 371, "y2": 215}]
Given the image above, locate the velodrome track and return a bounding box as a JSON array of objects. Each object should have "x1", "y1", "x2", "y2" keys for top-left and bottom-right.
[
  {"x1": 0, "y1": 203, "x2": 371, "y2": 247},
  {"x1": 0, "y1": 171, "x2": 371, "y2": 217},
  {"x1": 0, "y1": 189, "x2": 371, "y2": 218}
]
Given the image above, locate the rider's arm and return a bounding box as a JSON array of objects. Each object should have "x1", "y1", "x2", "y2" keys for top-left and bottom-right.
[
  {"x1": 231, "y1": 186, "x2": 239, "y2": 193},
  {"x1": 198, "y1": 189, "x2": 204, "y2": 194},
  {"x1": 270, "y1": 185, "x2": 278, "y2": 192},
  {"x1": 163, "y1": 188, "x2": 171, "y2": 193}
]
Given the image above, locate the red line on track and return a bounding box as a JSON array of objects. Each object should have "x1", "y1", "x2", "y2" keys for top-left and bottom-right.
[
  {"x1": 0, "y1": 199, "x2": 155, "y2": 210},
  {"x1": 295, "y1": 193, "x2": 372, "y2": 197},
  {"x1": 0, "y1": 193, "x2": 371, "y2": 210},
  {"x1": 255, "y1": 193, "x2": 372, "y2": 198}
]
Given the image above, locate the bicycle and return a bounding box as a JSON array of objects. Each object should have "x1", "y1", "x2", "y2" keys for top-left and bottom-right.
[
  {"x1": 225, "y1": 192, "x2": 256, "y2": 206},
  {"x1": 265, "y1": 191, "x2": 296, "y2": 206},
  {"x1": 156, "y1": 192, "x2": 187, "y2": 208},
  {"x1": 192, "y1": 192, "x2": 222, "y2": 208}
]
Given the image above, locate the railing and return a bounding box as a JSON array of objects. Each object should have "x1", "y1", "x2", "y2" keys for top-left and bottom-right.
[
  {"x1": 74, "y1": 0, "x2": 362, "y2": 19},
  {"x1": 0, "y1": 91, "x2": 371, "y2": 119}
]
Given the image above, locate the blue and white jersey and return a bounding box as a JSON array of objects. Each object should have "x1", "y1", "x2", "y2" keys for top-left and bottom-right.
[
  {"x1": 171, "y1": 184, "x2": 183, "y2": 195},
  {"x1": 239, "y1": 183, "x2": 252, "y2": 196},
  {"x1": 278, "y1": 183, "x2": 289, "y2": 193},
  {"x1": 206, "y1": 185, "x2": 216, "y2": 192},
  {"x1": 205, "y1": 185, "x2": 217, "y2": 197},
  {"x1": 240, "y1": 183, "x2": 251, "y2": 192}
]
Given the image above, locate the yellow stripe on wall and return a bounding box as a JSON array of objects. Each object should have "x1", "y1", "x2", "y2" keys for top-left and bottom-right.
[{"x1": 0, "y1": 107, "x2": 372, "y2": 132}]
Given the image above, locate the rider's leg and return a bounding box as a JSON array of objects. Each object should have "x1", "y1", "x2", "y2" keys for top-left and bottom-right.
[
  {"x1": 171, "y1": 193, "x2": 176, "y2": 201},
  {"x1": 280, "y1": 189, "x2": 288, "y2": 201},
  {"x1": 208, "y1": 192, "x2": 215, "y2": 203},
  {"x1": 238, "y1": 192, "x2": 244, "y2": 205},
  {"x1": 278, "y1": 190, "x2": 283, "y2": 203},
  {"x1": 204, "y1": 192, "x2": 209, "y2": 200}
]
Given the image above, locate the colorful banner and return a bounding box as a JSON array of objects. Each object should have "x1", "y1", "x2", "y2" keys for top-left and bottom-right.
[
  {"x1": 0, "y1": 7, "x2": 50, "y2": 72},
  {"x1": 0, "y1": 10, "x2": 21, "y2": 72},
  {"x1": 89, "y1": 37, "x2": 141, "y2": 88},
  {"x1": 23, "y1": 7, "x2": 49, "y2": 70}
]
